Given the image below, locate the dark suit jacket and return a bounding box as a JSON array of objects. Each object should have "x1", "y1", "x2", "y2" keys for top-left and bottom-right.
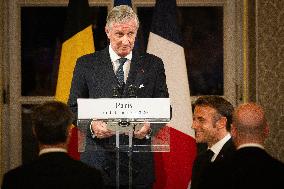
[
  {"x1": 200, "y1": 146, "x2": 284, "y2": 189},
  {"x1": 67, "y1": 47, "x2": 169, "y2": 186},
  {"x1": 191, "y1": 138, "x2": 235, "y2": 189},
  {"x1": 1, "y1": 152, "x2": 104, "y2": 189}
]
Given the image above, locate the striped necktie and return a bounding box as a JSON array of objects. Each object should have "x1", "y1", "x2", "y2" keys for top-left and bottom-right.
[{"x1": 116, "y1": 58, "x2": 127, "y2": 85}]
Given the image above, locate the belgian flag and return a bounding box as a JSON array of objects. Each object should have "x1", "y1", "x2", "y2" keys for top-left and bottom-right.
[{"x1": 55, "y1": 0, "x2": 94, "y2": 159}]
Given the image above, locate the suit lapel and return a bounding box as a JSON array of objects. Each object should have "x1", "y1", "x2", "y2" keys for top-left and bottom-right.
[
  {"x1": 215, "y1": 138, "x2": 235, "y2": 162},
  {"x1": 123, "y1": 50, "x2": 142, "y2": 96},
  {"x1": 96, "y1": 48, "x2": 119, "y2": 90}
]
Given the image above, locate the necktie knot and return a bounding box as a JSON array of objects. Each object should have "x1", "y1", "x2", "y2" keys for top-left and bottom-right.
[{"x1": 118, "y1": 58, "x2": 127, "y2": 66}]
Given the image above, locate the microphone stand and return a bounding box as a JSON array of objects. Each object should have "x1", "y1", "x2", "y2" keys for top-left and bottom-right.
[
  {"x1": 127, "y1": 84, "x2": 137, "y2": 189},
  {"x1": 112, "y1": 86, "x2": 121, "y2": 189},
  {"x1": 113, "y1": 84, "x2": 137, "y2": 189}
]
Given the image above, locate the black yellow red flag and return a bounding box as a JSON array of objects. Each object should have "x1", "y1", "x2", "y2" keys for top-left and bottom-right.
[
  {"x1": 55, "y1": 0, "x2": 94, "y2": 159},
  {"x1": 55, "y1": 0, "x2": 94, "y2": 102}
]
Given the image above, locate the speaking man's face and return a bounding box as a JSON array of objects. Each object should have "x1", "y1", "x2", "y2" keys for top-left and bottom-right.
[{"x1": 106, "y1": 19, "x2": 138, "y2": 57}]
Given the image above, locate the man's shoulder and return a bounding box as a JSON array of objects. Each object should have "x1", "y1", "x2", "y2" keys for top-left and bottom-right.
[
  {"x1": 2, "y1": 166, "x2": 24, "y2": 188},
  {"x1": 78, "y1": 48, "x2": 108, "y2": 62},
  {"x1": 142, "y1": 52, "x2": 162, "y2": 62},
  {"x1": 68, "y1": 157, "x2": 96, "y2": 170},
  {"x1": 2, "y1": 158, "x2": 103, "y2": 188},
  {"x1": 2, "y1": 162, "x2": 32, "y2": 181},
  {"x1": 221, "y1": 137, "x2": 236, "y2": 152},
  {"x1": 215, "y1": 139, "x2": 236, "y2": 162},
  {"x1": 66, "y1": 158, "x2": 103, "y2": 183},
  {"x1": 4, "y1": 155, "x2": 101, "y2": 178},
  {"x1": 136, "y1": 52, "x2": 164, "y2": 69}
]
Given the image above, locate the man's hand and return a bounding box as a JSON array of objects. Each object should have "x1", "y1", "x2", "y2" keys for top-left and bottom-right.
[
  {"x1": 134, "y1": 122, "x2": 151, "y2": 139},
  {"x1": 91, "y1": 120, "x2": 114, "y2": 139}
]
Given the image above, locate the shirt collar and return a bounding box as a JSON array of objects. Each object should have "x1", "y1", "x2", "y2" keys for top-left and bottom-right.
[
  {"x1": 237, "y1": 143, "x2": 265, "y2": 150},
  {"x1": 109, "y1": 45, "x2": 132, "y2": 62},
  {"x1": 210, "y1": 133, "x2": 231, "y2": 155},
  {"x1": 39, "y1": 147, "x2": 67, "y2": 156}
]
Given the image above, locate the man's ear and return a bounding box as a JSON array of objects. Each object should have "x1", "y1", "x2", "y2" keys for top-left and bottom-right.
[
  {"x1": 105, "y1": 26, "x2": 110, "y2": 38},
  {"x1": 230, "y1": 124, "x2": 239, "y2": 146},
  {"x1": 216, "y1": 116, "x2": 227, "y2": 129},
  {"x1": 230, "y1": 123, "x2": 237, "y2": 136},
  {"x1": 264, "y1": 123, "x2": 270, "y2": 138}
]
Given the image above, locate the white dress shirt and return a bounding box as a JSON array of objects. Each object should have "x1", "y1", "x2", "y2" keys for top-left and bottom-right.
[
  {"x1": 209, "y1": 133, "x2": 231, "y2": 162},
  {"x1": 109, "y1": 45, "x2": 132, "y2": 83}
]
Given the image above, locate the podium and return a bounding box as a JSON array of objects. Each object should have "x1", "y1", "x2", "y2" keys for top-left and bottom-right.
[{"x1": 77, "y1": 98, "x2": 171, "y2": 189}]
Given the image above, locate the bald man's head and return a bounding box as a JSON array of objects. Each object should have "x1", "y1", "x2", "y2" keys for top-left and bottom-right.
[
  {"x1": 231, "y1": 103, "x2": 269, "y2": 146},
  {"x1": 234, "y1": 103, "x2": 266, "y2": 130}
]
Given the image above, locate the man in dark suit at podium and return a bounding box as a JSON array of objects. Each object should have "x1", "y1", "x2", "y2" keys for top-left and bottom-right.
[
  {"x1": 68, "y1": 5, "x2": 168, "y2": 189},
  {"x1": 1, "y1": 101, "x2": 104, "y2": 189}
]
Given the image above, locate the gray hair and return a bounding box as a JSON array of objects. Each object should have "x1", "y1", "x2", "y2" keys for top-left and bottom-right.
[{"x1": 106, "y1": 5, "x2": 139, "y2": 29}]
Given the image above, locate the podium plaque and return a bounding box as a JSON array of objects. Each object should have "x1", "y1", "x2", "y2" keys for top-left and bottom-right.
[{"x1": 77, "y1": 98, "x2": 171, "y2": 152}]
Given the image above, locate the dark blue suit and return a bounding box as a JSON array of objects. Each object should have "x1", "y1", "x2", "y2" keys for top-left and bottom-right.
[
  {"x1": 1, "y1": 152, "x2": 104, "y2": 189},
  {"x1": 68, "y1": 47, "x2": 169, "y2": 187},
  {"x1": 206, "y1": 147, "x2": 284, "y2": 189},
  {"x1": 191, "y1": 138, "x2": 235, "y2": 189},
  {"x1": 228, "y1": 147, "x2": 284, "y2": 189},
  {"x1": 200, "y1": 146, "x2": 284, "y2": 189}
]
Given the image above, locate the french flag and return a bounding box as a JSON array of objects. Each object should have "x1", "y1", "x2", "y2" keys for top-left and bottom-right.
[{"x1": 147, "y1": 0, "x2": 197, "y2": 188}]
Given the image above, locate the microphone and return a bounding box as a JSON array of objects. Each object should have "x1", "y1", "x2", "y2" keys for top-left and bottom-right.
[
  {"x1": 128, "y1": 84, "x2": 137, "y2": 98},
  {"x1": 112, "y1": 85, "x2": 122, "y2": 98}
]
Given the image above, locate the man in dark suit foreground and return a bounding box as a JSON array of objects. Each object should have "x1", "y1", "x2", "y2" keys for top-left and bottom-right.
[
  {"x1": 1, "y1": 101, "x2": 104, "y2": 189},
  {"x1": 68, "y1": 5, "x2": 168, "y2": 189},
  {"x1": 190, "y1": 96, "x2": 235, "y2": 189},
  {"x1": 202, "y1": 102, "x2": 284, "y2": 189}
]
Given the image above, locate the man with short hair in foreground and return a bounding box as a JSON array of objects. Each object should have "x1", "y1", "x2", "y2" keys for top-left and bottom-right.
[{"x1": 1, "y1": 101, "x2": 104, "y2": 189}]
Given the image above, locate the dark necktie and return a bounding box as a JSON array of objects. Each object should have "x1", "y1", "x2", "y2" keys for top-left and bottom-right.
[
  {"x1": 205, "y1": 149, "x2": 214, "y2": 163},
  {"x1": 116, "y1": 58, "x2": 127, "y2": 85}
]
